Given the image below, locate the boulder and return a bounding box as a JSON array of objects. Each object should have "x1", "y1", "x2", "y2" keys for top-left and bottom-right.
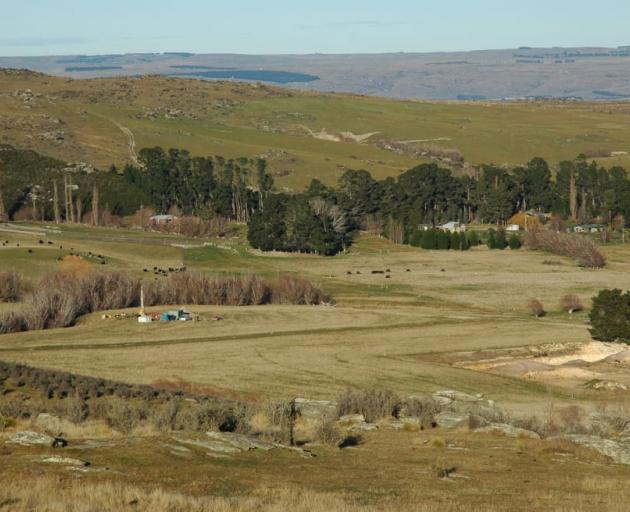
[
  {"x1": 294, "y1": 398, "x2": 336, "y2": 421},
  {"x1": 175, "y1": 432, "x2": 277, "y2": 455},
  {"x1": 338, "y1": 414, "x2": 378, "y2": 432},
  {"x1": 475, "y1": 423, "x2": 540, "y2": 439},
  {"x1": 435, "y1": 411, "x2": 471, "y2": 429},
  {"x1": 41, "y1": 456, "x2": 90, "y2": 467},
  {"x1": 433, "y1": 390, "x2": 484, "y2": 403},
  {"x1": 7, "y1": 431, "x2": 55, "y2": 447},
  {"x1": 559, "y1": 435, "x2": 630, "y2": 465}
]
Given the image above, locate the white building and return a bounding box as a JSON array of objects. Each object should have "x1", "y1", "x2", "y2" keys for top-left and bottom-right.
[{"x1": 440, "y1": 221, "x2": 466, "y2": 233}]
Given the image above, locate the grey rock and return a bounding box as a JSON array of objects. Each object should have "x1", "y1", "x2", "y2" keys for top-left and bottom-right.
[
  {"x1": 433, "y1": 390, "x2": 484, "y2": 403},
  {"x1": 175, "y1": 432, "x2": 277, "y2": 455},
  {"x1": 560, "y1": 435, "x2": 630, "y2": 465},
  {"x1": 435, "y1": 411, "x2": 471, "y2": 429},
  {"x1": 475, "y1": 423, "x2": 540, "y2": 439},
  {"x1": 41, "y1": 456, "x2": 90, "y2": 467},
  {"x1": 7, "y1": 431, "x2": 55, "y2": 447},
  {"x1": 338, "y1": 414, "x2": 366, "y2": 425},
  {"x1": 294, "y1": 398, "x2": 337, "y2": 420}
]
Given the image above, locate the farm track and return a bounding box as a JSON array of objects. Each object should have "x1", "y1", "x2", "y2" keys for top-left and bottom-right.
[{"x1": 0, "y1": 313, "x2": 580, "y2": 355}]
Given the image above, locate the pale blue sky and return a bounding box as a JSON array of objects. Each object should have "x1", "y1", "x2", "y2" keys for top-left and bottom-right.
[{"x1": 1, "y1": 0, "x2": 630, "y2": 56}]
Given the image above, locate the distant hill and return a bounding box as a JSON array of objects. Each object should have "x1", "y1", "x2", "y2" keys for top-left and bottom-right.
[
  {"x1": 1, "y1": 69, "x2": 630, "y2": 191},
  {"x1": 3, "y1": 47, "x2": 630, "y2": 100}
]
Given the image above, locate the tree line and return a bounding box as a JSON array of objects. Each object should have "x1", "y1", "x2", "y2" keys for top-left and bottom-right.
[{"x1": 1, "y1": 144, "x2": 629, "y2": 256}]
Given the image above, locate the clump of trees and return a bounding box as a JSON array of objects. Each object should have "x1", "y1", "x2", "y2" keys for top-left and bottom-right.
[
  {"x1": 589, "y1": 289, "x2": 630, "y2": 343},
  {"x1": 2, "y1": 144, "x2": 629, "y2": 257},
  {"x1": 408, "y1": 229, "x2": 470, "y2": 251}
]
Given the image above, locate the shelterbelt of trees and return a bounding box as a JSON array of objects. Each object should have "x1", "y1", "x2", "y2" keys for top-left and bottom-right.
[{"x1": 1, "y1": 144, "x2": 629, "y2": 256}]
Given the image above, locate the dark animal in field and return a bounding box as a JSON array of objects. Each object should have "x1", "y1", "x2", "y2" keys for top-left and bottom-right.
[
  {"x1": 52, "y1": 437, "x2": 68, "y2": 448},
  {"x1": 440, "y1": 269, "x2": 446, "y2": 272},
  {"x1": 338, "y1": 435, "x2": 363, "y2": 449},
  {"x1": 406, "y1": 269, "x2": 411, "y2": 272},
  {"x1": 385, "y1": 275, "x2": 391, "y2": 279},
  {"x1": 386, "y1": 269, "x2": 391, "y2": 273},
  {"x1": 437, "y1": 467, "x2": 457, "y2": 479},
  {"x1": 371, "y1": 270, "x2": 385, "y2": 274},
  {"x1": 27, "y1": 249, "x2": 33, "y2": 254},
  {"x1": 47, "y1": 241, "x2": 53, "y2": 245},
  {"x1": 346, "y1": 271, "x2": 352, "y2": 275},
  {"x1": 38, "y1": 240, "x2": 44, "y2": 244}
]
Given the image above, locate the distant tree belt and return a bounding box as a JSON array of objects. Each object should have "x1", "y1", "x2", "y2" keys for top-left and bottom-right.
[{"x1": 1, "y1": 144, "x2": 629, "y2": 256}]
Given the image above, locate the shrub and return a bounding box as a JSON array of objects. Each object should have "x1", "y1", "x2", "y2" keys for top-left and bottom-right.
[
  {"x1": 314, "y1": 414, "x2": 343, "y2": 446},
  {"x1": 467, "y1": 230, "x2": 480, "y2": 246},
  {"x1": 0, "y1": 271, "x2": 329, "y2": 334},
  {"x1": 335, "y1": 388, "x2": 400, "y2": 423},
  {"x1": 508, "y1": 234, "x2": 522, "y2": 250},
  {"x1": 524, "y1": 228, "x2": 606, "y2": 268},
  {"x1": 495, "y1": 230, "x2": 508, "y2": 249},
  {"x1": 560, "y1": 294, "x2": 584, "y2": 314},
  {"x1": 0, "y1": 271, "x2": 26, "y2": 302},
  {"x1": 0, "y1": 310, "x2": 29, "y2": 334},
  {"x1": 486, "y1": 229, "x2": 496, "y2": 249},
  {"x1": 589, "y1": 289, "x2": 630, "y2": 343},
  {"x1": 527, "y1": 299, "x2": 546, "y2": 318}
]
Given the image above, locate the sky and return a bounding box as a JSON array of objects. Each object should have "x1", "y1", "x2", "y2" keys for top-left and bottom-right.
[{"x1": 1, "y1": 0, "x2": 630, "y2": 56}]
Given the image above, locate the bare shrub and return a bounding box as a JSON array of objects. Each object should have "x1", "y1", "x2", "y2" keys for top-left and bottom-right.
[
  {"x1": 524, "y1": 228, "x2": 606, "y2": 268},
  {"x1": 527, "y1": 299, "x2": 546, "y2": 318},
  {"x1": 315, "y1": 414, "x2": 343, "y2": 446},
  {"x1": 336, "y1": 388, "x2": 400, "y2": 423},
  {"x1": 560, "y1": 294, "x2": 584, "y2": 314},
  {"x1": 0, "y1": 310, "x2": 29, "y2": 334},
  {"x1": 396, "y1": 396, "x2": 443, "y2": 429},
  {"x1": 1, "y1": 271, "x2": 328, "y2": 335},
  {"x1": 269, "y1": 276, "x2": 329, "y2": 305},
  {"x1": 0, "y1": 271, "x2": 26, "y2": 302}
]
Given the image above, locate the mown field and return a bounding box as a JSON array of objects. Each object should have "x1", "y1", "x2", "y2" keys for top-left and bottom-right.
[
  {"x1": 1, "y1": 222, "x2": 629, "y2": 410},
  {"x1": 3, "y1": 70, "x2": 630, "y2": 190}
]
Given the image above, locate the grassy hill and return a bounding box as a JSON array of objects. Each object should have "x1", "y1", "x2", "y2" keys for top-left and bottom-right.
[{"x1": 2, "y1": 69, "x2": 630, "y2": 190}]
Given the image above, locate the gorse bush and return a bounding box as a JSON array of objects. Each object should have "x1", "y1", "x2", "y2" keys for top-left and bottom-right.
[
  {"x1": 0, "y1": 271, "x2": 330, "y2": 334},
  {"x1": 589, "y1": 289, "x2": 630, "y2": 343},
  {"x1": 524, "y1": 228, "x2": 606, "y2": 268},
  {"x1": 408, "y1": 229, "x2": 470, "y2": 251}
]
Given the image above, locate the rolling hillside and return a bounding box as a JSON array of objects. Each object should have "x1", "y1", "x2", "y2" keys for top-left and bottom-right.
[{"x1": 2, "y1": 69, "x2": 630, "y2": 190}]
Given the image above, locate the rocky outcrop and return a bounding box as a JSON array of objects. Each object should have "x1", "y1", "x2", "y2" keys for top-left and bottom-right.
[
  {"x1": 41, "y1": 456, "x2": 90, "y2": 467},
  {"x1": 7, "y1": 431, "x2": 55, "y2": 447},
  {"x1": 559, "y1": 435, "x2": 630, "y2": 465},
  {"x1": 474, "y1": 423, "x2": 541, "y2": 439},
  {"x1": 435, "y1": 411, "x2": 472, "y2": 429}
]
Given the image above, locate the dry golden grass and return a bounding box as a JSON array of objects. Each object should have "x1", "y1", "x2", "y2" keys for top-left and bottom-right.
[
  {"x1": 1, "y1": 228, "x2": 629, "y2": 410},
  {"x1": 0, "y1": 477, "x2": 395, "y2": 512}
]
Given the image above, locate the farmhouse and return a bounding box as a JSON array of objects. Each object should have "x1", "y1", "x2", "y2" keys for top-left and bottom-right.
[
  {"x1": 150, "y1": 214, "x2": 178, "y2": 226},
  {"x1": 440, "y1": 221, "x2": 466, "y2": 233},
  {"x1": 507, "y1": 211, "x2": 544, "y2": 231}
]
